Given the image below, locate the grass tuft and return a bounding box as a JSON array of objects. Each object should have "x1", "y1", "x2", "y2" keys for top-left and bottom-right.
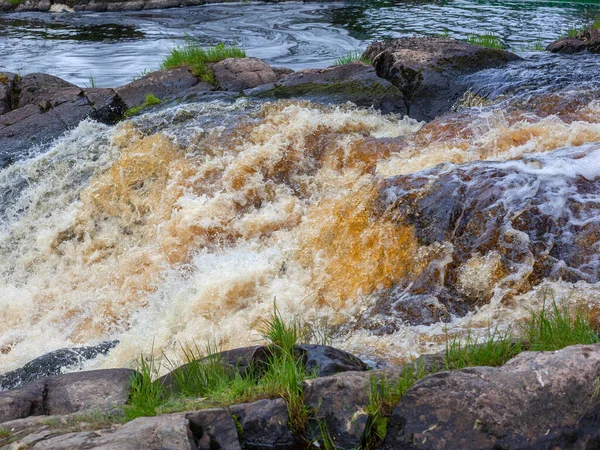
[
  {"x1": 123, "y1": 355, "x2": 165, "y2": 420},
  {"x1": 0, "y1": 427, "x2": 10, "y2": 439},
  {"x1": 523, "y1": 299, "x2": 599, "y2": 351},
  {"x1": 160, "y1": 42, "x2": 246, "y2": 84},
  {"x1": 466, "y1": 32, "x2": 505, "y2": 50},
  {"x1": 334, "y1": 50, "x2": 371, "y2": 66},
  {"x1": 445, "y1": 328, "x2": 522, "y2": 370},
  {"x1": 125, "y1": 93, "x2": 161, "y2": 118}
]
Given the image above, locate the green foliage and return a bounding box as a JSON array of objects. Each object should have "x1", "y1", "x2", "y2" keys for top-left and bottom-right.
[
  {"x1": 318, "y1": 420, "x2": 339, "y2": 450},
  {"x1": 466, "y1": 32, "x2": 505, "y2": 50},
  {"x1": 125, "y1": 93, "x2": 161, "y2": 118},
  {"x1": 123, "y1": 355, "x2": 165, "y2": 420},
  {"x1": 0, "y1": 427, "x2": 10, "y2": 439},
  {"x1": 8, "y1": 0, "x2": 23, "y2": 6},
  {"x1": 593, "y1": 16, "x2": 600, "y2": 29},
  {"x1": 523, "y1": 299, "x2": 600, "y2": 352},
  {"x1": 567, "y1": 27, "x2": 581, "y2": 37},
  {"x1": 258, "y1": 302, "x2": 311, "y2": 353},
  {"x1": 160, "y1": 42, "x2": 246, "y2": 84},
  {"x1": 84, "y1": 75, "x2": 96, "y2": 89},
  {"x1": 437, "y1": 29, "x2": 451, "y2": 38},
  {"x1": 445, "y1": 328, "x2": 522, "y2": 370},
  {"x1": 334, "y1": 50, "x2": 371, "y2": 66}
]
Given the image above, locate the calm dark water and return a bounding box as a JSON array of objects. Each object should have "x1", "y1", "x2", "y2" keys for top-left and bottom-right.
[{"x1": 0, "y1": 0, "x2": 599, "y2": 87}]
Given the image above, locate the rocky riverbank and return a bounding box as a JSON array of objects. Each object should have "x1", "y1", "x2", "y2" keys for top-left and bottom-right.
[
  {"x1": 2, "y1": 342, "x2": 600, "y2": 449},
  {"x1": 0, "y1": 37, "x2": 519, "y2": 167}
]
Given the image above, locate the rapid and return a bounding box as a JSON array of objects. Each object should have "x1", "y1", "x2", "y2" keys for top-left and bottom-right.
[{"x1": 2, "y1": 44, "x2": 600, "y2": 374}]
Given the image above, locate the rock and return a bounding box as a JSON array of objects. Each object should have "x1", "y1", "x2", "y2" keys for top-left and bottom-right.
[
  {"x1": 229, "y1": 398, "x2": 296, "y2": 449},
  {"x1": 44, "y1": 369, "x2": 135, "y2": 415},
  {"x1": 84, "y1": 89, "x2": 128, "y2": 124},
  {"x1": 115, "y1": 66, "x2": 210, "y2": 109},
  {"x1": 303, "y1": 372, "x2": 371, "y2": 450},
  {"x1": 16, "y1": 73, "x2": 78, "y2": 109},
  {"x1": 156, "y1": 345, "x2": 272, "y2": 395},
  {"x1": 370, "y1": 144, "x2": 600, "y2": 325},
  {"x1": 0, "y1": 341, "x2": 119, "y2": 391},
  {"x1": 209, "y1": 57, "x2": 277, "y2": 91},
  {"x1": 382, "y1": 344, "x2": 600, "y2": 450},
  {"x1": 272, "y1": 67, "x2": 295, "y2": 81},
  {"x1": 0, "y1": 72, "x2": 18, "y2": 115},
  {"x1": 249, "y1": 61, "x2": 406, "y2": 114},
  {"x1": 363, "y1": 37, "x2": 520, "y2": 121},
  {"x1": 547, "y1": 28, "x2": 600, "y2": 54},
  {"x1": 296, "y1": 345, "x2": 368, "y2": 377},
  {"x1": 187, "y1": 408, "x2": 242, "y2": 450},
  {"x1": 0, "y1": 379, "x2": 45, "y2": 424}
]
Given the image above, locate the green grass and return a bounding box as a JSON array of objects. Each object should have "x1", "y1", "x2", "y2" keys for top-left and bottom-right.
[
  {"x1": 0, "y1": 427, "x2": 10, "y2": 439},
  {"x1": 334, "y1": 50, "x2": 371, "y2": 66},
  {"x1": 523, "y1": 300, "x2": 599, "y2": 351},
  {"x1": 8, "y1": 0, "x2": 23, "y2": 6},
  {"x1": 124, "y1": 93, "x2": 161, "y2": 118},
  {"x1": 124, "y1": 303, "x2": 316, "y2": 435},
  {"x1": 160, "y1": 42, "x2": 246, "y2": 85},
  {"x1": 445, "y1": 328, "x2": 523, "y2": 370},
  {"x1": 466, "y1": 32, "x2": 505, "y2": 50}
]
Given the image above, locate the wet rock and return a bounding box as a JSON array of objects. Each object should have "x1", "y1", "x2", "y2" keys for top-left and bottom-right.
[
  {"x1": 372, "y1": 145, "x2": 600, "y2": 323},
  {"x1": 382, "y1": 344, "x2": 600, "y2": 450},
  {"x1": 115, "y1": 66, "x2": 209, "y2": 109},
  {"x1": 296, "y1": 344, "x2": 368, "y2": 377},
  {"x1": 363, "y1": 37, "x2": 520, "y2": 121},
  {"x1": 156, "y1": 345, "x2": 272, "y2": 395},
  {"x1": 44, "y1": 369, "x2": 135, "y2": 415},
  {"x1": 0, "y1": 341, "x2": 119, "y2": 391},
  {"x1": 84, "y1": 88, "x2": 128, "y2": 124},
  {"x1": 249, "y1": 61, "x2": 406, "y2": 114},
  {"x1": 0, "y1": 72, "x2": 18, "y2": 115},
  {"x1": 187, "y1": 408, "x2": 242, "y2": 450},
  {"x1": 303, "y1": 372, "x2": 371, "y2": 450},
  {"x1": 547, "y1": 28, "x2": 600, "y2": 54},
  {"x1": 229, "y1": 398, "x2": 296, "y2": 449},
  {"x1": 0, "y1": 379, "x2": 45, "y2": 424},
  {"x1": 209, "y1": 57, "x2": 277, "y2": 91}
]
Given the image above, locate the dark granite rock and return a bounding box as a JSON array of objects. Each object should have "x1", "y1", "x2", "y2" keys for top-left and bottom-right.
[
  {"x1": 249, "y1": 61, "x2": 406, "y2": 114},
  {"x1": 0, "y1": 379, "x2": 45, "y2": 424},
  {"x1": 0, "y1": 341, "x2": 119, "y2": 391},
  {"x1": 363, "y1": 37, "x2": 520, "y2": 121},
  {"x1": 295, "y1": 344, "x2": 368, "y2": 377},
  {"x1": 229, "y1": 398, "x2": 296, "y2": 449},
  {"x1": 187, "y1": 408, "x2": 242, "y2": 450}
]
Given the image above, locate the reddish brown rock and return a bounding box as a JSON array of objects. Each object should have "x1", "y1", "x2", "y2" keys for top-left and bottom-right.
[
  {"x1": 209, "y1": 57, "x2": 277, "y2": 91},
  {"x1": 547, "y1": 28, "x2": 600, "y2": 54}
]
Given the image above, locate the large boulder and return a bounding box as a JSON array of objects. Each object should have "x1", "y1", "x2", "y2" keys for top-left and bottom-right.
[
  {"x1": 115, "y1": 66, "x2": 211, "y2": 109},
  {"x1": 249, "y1": 61, "x2": 407, "y2": 114},
  {"x1": 44, "y1": 369, "x2": 136, "y2": 415},
  {"x1": 16, "y1": 73, "x2": 78, "y2": 108},
  {"x1": 0, "y1": 341, "x2": 120, "y2": 391},
  {"x1": 208, "y1": 57, "x2": 277, "y2": 91},
  {"x1": 547, "y1": 28, "x2": 600, "y2": 54},
  {"x1": 382, "y1": 344, "x2": 600, "y2": 449},
  {"x1": 363, "y1": 37, "x2": 520, "y2": 121}
]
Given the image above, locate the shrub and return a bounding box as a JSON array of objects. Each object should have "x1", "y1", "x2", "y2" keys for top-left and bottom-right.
[{"x1": 160, "y1": 42, "x2": 246, "y2": 84}]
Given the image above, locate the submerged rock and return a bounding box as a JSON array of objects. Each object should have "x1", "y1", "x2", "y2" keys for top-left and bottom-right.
[
  {"x1": 248, "y1": 61, "x2": 407, "y2": 114},
  {"x1": 363, "y1": 144, "x2": 600, "y2": 327},
  {"x1": 382, "y1": 344, "x2": 600, "y2": 449},
  {"x1": 547, "y1": 28, "x2": 600, "y2": 54},
  {"x1": 0, "y1": 341, "x2": 119, "y2": 391},
  {"x1": 363, "y1": 37, "x2": 520, "y2": 121}
]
